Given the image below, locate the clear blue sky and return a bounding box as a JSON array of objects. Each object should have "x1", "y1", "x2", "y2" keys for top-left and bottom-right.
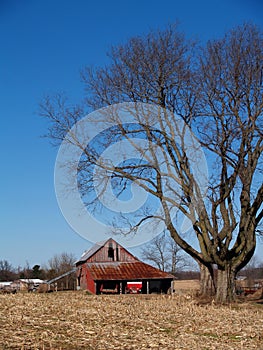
[{"x1": 1, "y1": 0, "x2": 263, "y2": 268}]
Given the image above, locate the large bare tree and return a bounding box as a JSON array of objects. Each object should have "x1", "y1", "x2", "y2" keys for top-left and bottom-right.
[
  {"x1": 195, "y1": 23, "x2": 263, "y2": 302},
  {"x1": 40, "y1": 24, "x2": 263, "y2": 303}
]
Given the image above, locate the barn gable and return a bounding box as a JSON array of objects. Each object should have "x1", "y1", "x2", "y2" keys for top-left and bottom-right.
[{"x1": 76, "y1": 238, "x2": 138, "y2": 264}]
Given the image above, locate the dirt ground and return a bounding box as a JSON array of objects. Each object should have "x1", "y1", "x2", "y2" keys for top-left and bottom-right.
[{"x1": 0, "y1": 292, "x2": 262, "y2": 350}]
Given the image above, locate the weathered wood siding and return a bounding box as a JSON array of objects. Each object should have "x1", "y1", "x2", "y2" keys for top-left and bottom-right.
[
  {"x1": 78, "y1": 265, "x2": 96, "y2": 293},
  {"x1": 87, "y1": 239, "x2": 137, "y2": 263}
]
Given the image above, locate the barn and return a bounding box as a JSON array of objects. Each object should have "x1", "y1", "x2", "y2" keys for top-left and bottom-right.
[{"x1": 76, "y1": 238, "x2": 174, "y2": 294}]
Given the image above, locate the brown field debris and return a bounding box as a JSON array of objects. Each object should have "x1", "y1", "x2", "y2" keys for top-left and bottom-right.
[{"x1": 0, "y1": 292, "x2": 262, "y2": 350}]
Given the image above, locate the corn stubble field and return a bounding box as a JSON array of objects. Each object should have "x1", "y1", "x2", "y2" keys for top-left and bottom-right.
[{"x1": 0, "y1": 292, "x2": 262, "y2": 350}]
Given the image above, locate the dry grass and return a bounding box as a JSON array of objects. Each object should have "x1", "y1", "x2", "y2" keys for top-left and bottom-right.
[
  {"x1": 0, "y1": 292, "x2": 262, "y2": 350},
  {"x1": 172, "y1": 279, "x2": 200, "y2": 292}
]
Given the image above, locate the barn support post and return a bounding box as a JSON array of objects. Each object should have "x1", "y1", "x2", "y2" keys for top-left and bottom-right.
[
  {"x1": 119, "y1": 282, "x2": 122, "y2": 294},
  {"x1": 76, "y1": 277, "x2": 80, "y2": 290},
  {"x1": 147, "y1": 281, "x2": 149, "y2": 294}
]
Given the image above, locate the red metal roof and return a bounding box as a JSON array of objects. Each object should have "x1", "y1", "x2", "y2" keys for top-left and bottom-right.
[{"x1": 85, "y1": 261, "x2": 174, "y2": 281}]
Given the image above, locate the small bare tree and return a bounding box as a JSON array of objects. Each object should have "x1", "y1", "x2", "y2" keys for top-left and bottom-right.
[
  {"x1": 46, "y1": 252, "x2": 76, "y2": 290},
  {"x1": 0, "y1": 260, "x2": 16, "y2": 281},
  {"x1": 141, "y1": 233, "x2": 187, "y2": 273}
]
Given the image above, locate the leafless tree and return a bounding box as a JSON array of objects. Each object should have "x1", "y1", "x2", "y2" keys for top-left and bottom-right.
[
  {"x1": 0, "y1": 260, "x2": 16, "y2": 281},
  {"x1": 195, "y1": 23, "x2": 263, "y2": 302},
  {"x1": 40, "y1": 24, "x2": 263, "y2": 303},
  {"x1": 46, "y1": 252, "x2": 76, "y2": 290},
  {"x1": 140, "y1": 233, "x2": 188, "y2": 273}
]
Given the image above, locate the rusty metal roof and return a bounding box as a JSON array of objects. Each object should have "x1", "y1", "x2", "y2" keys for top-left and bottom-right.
[{"x1": 85, "y1": 261, "x2": 174, "y2": 281}]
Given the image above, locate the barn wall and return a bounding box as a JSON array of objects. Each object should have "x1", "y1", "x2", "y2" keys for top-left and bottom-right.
[
  {"x1": 86, "y1": 268, "x2": 96, "y2": 294},
  {"x1": 77, "y1": 267, "x2": 87, "y2": 290},
  {"x1": 78, "y1": 264, "x2": 96, "y2": 294}
]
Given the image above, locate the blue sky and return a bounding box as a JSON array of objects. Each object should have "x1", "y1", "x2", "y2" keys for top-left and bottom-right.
[{"x1": 1, "y1": 0, "x2": 263, "y2": 268}]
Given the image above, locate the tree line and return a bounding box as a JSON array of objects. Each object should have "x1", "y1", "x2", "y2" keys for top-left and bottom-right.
[
  {"x1": 0, "y1": 253, "x2": 76, "y2": 289},
  {"x1": 1, "y1": 243, "x2": 262, "y2": 290}
]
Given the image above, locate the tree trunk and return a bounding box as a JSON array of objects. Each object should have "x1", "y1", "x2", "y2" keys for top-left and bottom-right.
[
  {"x1": 215, "y1": 266, "x2": 236, "y2": 303},
  {"x1": 199, "y1": 264, "x2": 215, "y2": 297}
]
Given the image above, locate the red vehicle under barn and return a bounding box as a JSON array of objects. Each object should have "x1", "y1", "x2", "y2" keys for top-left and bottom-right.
[{"x1": 126, "y1": 281, "x2": 142, "y2": 294}]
